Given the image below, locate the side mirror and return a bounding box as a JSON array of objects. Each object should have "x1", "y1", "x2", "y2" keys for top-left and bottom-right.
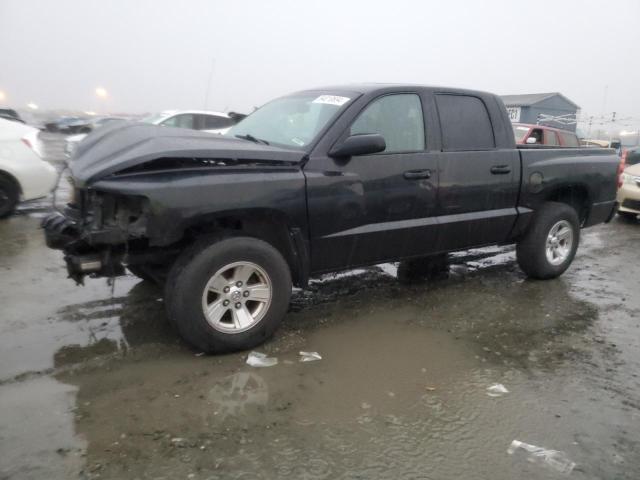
[
  {"x1": 526, "y1": 137, "x2": 538, "y2": 144},
  {"x1": 329, "y1": 134, "x2": 386, "y2": 158}
]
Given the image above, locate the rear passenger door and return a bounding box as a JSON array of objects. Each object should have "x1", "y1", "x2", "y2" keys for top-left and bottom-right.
[{"x1": 433, "y1": 94, "x2": 520, "y2": 250}]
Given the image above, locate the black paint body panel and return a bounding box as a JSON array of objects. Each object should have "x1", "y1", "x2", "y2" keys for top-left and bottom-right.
[{"x1": 46, "y1": 84, "x2": 620, "y2": 282}]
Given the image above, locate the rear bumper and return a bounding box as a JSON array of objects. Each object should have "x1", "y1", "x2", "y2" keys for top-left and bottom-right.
[{"x1": 585, "y1": 200, "x2": 617, "y2": 226}]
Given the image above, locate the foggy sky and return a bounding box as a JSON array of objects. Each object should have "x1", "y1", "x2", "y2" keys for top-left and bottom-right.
[{"x1": 1, "y1": 0, "x2": 639, "y2": 124}]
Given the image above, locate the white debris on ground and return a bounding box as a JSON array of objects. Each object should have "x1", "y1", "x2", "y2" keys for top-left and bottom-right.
[
  {"x1": 486, "y1": 383, "x2": 509, "y2": 397},
  {"x1": 299, "y1": 351, "x2": 322, "y2": 362},
  {"x1": 246, "y1": 351, "x2": 278, "y2": 367},
  {"x1": 508, "y1": 440, "x2": 576, "y2": 474}
]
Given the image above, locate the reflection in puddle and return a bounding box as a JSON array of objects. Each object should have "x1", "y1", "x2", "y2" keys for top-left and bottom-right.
[
  {"x1": 208, "y1": 372, "x2": 269, "y2": 419},
  {"x1": 0, "y1": 377, "x2": 86, "y2": 479}
]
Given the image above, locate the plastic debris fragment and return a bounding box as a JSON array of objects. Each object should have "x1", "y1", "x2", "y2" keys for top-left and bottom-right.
[
  {"x1": 507, "y1": 440, "x2": 576, "y2": 474},
  {"x1": 246, "y1": 351, "x2": 278, "y2": 368},
  {"x1": 486, "y1": 383, "x2": 509, "y2": 397},
  {"x1": 299, "y1": 351, "x2": 322, "y2": 362}
]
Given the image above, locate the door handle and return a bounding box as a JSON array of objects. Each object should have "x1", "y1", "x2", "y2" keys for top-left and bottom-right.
[
  {"x1": 403, "y1": 169, "x2": 431, "y2": 180},
  {"x1": 490, "y1": 165, "x2": 511, "y2": 174}
]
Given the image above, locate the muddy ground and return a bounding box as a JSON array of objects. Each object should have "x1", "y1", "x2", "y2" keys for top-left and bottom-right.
[{"x1": 1, "y1": 134, "x2": 639, "y2": 479}]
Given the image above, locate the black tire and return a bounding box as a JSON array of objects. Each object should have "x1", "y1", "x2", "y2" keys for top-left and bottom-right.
[
  {"x1": 516, "y1": 202, "x2": 580, "y2": 279},
  {"x1": 165, "y1": 235, "x2": 292, "y2": 353},
  {"x1": 0, "y1": 175, "x2": 19, "y2": 219}
]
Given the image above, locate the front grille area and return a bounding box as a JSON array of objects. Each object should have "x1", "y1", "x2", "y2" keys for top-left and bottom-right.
[{"x1": 622, "y1": 199, "x2": 640, "y2": 211}]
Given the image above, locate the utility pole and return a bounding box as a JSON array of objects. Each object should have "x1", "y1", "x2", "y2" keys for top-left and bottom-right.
[
  {"x1": 608, "y1": 111, "x2": 616, "y2": 146},
  {"x1": 203, "y1": 58, "x2": 216, "y2": 110}
]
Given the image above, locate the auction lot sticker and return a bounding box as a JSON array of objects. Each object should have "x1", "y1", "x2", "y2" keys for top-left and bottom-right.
[{"x1": 312, "y1": 95, "x2": 350, "y2": 106}]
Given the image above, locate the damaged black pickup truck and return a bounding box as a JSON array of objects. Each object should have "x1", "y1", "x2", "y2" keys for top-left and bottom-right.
[{"x1": 43, "y1": 84, "x2": 620, "y2": 353}]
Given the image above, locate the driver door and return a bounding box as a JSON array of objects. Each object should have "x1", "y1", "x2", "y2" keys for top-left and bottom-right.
[{"x1": 304, "y1": 93, "x2": 439, "y2": 272}]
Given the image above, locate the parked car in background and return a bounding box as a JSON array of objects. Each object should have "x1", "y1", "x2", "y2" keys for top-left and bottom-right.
[
  {"x1": 43, "y1": 84, "x2": 619, "y2": 353},
  {"x1": 44, "y1": 116, "x2": 92, "y2": 134},
  {"x1": 65, "y1": 111, "x2": 240, "y2": 157},
  {"x1": 64, "y1": 116, "x2": 128, "y2": 156},
  {"x1": 0, "y1": 118, "x2": 57, "y2": 217},
  {"x1": 0, "y1": 108, "x2": 24, "y2": 124},
  {"x1": 512, "y1": 123, "x2": 580, "y2": 146},
  {"x1": 622, "y1": 146, "x2": 640, "y2": 167},
  {"x1": 141, "y1": 110, "x2": 238, "y2": 134},
  {"x1": 617, "y1": 163, "x2": 640, "y2": 220}
]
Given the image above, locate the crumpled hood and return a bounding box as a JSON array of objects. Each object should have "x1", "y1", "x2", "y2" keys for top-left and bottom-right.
[{"x1": 70, "y1": 122, "x2": 306, "y2": 186}]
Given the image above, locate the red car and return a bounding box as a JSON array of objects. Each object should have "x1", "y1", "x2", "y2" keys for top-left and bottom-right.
[{"x1": 512, "y1": 123, "x2": 580, "y2": 147}]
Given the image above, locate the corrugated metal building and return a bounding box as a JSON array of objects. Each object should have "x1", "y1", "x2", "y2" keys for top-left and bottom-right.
[{"x1": 500, "y1": 92, "x2": 580, "y2": 132}]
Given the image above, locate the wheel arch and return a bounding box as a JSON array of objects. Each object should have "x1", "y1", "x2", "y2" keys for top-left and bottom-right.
[
  {"x1": 182, "y1": 208, "x2": 310, "y2": 288},
  {"x1": 0, "y1": 169, "x2": 22, "y2": 196},
  {"x1": 543, "y1": 183, "x2": 591, "y2": 225}
]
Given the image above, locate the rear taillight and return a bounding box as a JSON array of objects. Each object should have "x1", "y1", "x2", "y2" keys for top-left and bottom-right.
[
  {"x1": 621, "y1": 149, "x2": 628, "y2": 166},
  {"x1": 617, "y1": 156, "x2": 626, "y2": 188},
  {"x1": 21, "y1": 130, "x2": 44, "y2": 158}
]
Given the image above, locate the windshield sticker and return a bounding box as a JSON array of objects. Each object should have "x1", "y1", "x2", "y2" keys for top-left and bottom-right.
[
  {"x1": 312, "y1": 95, "x2": 350, "y2": 106},
  {"x1": 291, "y1": 138, "x2": 305, "y2": 146}
]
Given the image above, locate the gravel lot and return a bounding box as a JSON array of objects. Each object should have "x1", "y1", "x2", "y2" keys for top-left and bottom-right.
[{"x1": 1, "y1": 134, "x2": 639, "y2": 479}]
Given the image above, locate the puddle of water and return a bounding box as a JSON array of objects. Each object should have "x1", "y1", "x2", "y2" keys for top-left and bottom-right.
[
  {"x1": 1, "y1": 214, "x2": 639, "y2": 479},
  {"x1": 0, "y1": 376, "x2": 86, "y2": 480}
]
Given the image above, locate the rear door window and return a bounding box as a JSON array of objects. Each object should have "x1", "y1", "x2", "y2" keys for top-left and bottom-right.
[
  {"x1": 162, "y1": 114, "x2": 195, "y2": 129},
  {"x1": 435, "y1": 94, "x2": 495, "y2": 151},
  {"x1": 558, "y1": 131, "x2": 579, "y2": 147},
  {"x1": 545, "y1": 130, "x2": 559, "y2": 146},
  {"x1": 201, "y1": 115, "x2": 234, "y2": 130},
  {"x1": 350, "y1": 94, "x2": 425, "y2": 153}
]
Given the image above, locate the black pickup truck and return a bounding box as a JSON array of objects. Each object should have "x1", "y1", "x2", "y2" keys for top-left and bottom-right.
[{"x1": 43, "y1": 84, "x2": 620, "y2": 353}]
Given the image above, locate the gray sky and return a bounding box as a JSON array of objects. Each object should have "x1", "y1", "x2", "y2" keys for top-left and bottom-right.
[{"x1": 1, "y1": 0, "x2": 639, "y2": 125}]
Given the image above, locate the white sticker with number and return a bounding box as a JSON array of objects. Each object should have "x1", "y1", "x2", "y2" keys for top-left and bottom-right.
[{"x1": 312, "y1": 95, "x2": 350, "y2": 106}]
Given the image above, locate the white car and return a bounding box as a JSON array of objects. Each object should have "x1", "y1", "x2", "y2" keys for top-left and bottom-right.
[
  {"x1": 0, "y1": 118, "x2": 57, "y2": 218},
  {"x1": 65, "y1": 110, "x2": 236, "y2": 157}
]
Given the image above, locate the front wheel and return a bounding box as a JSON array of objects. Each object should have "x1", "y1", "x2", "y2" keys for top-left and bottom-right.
[
  {"x1": 165, "y1": 236, "x2": 292, "y2": 353},
  {"x1": 516, "y1": 202, "x2": 580, "y2": 279}
]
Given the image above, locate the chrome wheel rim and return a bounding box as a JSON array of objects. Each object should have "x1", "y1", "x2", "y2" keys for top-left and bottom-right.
[
  {"x1": 545, "y1": 220, "x2": 573, "y2": 266},
  {"x1": 201, "y1": 261, "x2": 272, "y2": 334}
]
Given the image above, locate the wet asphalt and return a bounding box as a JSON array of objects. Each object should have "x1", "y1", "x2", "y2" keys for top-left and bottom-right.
[{"x1": 1, "y1": 134, "x2": 639, "y2": 480}]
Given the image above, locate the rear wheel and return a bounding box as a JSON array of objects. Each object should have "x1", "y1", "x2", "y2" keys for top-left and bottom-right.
[
  {"x1": 516, "y1": 202, "x2": 579, "y2": 279},
  {"x1": 165, "y1": 236, "x2": 292, "y2": 353},
  {"x1": 0, "y1": 176, "x2": 19, "y2": 219}
]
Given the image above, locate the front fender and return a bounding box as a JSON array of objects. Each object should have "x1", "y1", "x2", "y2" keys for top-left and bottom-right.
[{"x1": 91, "y1": 167, "x2": 308, "y2": 246}]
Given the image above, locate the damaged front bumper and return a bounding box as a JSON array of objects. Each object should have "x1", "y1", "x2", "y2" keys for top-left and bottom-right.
[
  {"x1": 41, "y1": 210, "x2": 126, "y2": 283},
  {"x1": 42, "y1": 207, "x2": 178, "y2": 284}
]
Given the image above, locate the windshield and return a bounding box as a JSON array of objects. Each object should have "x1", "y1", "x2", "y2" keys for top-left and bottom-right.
[
  {"x1": 226, "y1": 93, "x2": 352, "y2": 149},
  {"x1": 512, "y1": 125, "x2": 530, "y2": 143}
]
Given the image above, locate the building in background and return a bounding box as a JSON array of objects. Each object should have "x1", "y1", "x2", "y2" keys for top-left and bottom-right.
[{"x1": 500, "y1": 92, "x2": 580, "y2": 132}]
